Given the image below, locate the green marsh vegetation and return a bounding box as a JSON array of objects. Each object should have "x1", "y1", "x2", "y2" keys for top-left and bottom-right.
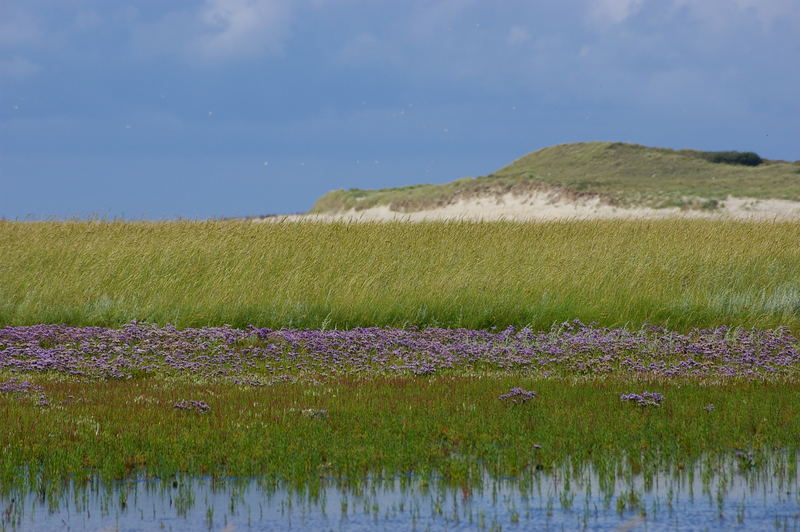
[
  {"x1": 1, "y1": 218, "x2": 799, "y2": 331},
  {"x1": 1, "y1": 375, "x2": 798, "y2": 489}
]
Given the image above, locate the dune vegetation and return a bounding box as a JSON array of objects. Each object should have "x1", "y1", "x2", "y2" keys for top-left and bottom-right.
[{"x1": 310, "y1": 142, "x2": 800, "y2": 214}]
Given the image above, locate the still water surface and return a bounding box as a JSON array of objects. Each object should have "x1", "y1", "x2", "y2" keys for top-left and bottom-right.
[{"x1": 2, "y1": 454, "x2": 799, "y2": 531}]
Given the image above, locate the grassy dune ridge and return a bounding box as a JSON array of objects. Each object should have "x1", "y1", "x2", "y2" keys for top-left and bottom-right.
[
  {"x1": 2, "y1": 219, "x2": 798, "y2": 331},
  {"x1": 311, "y1": 142, "x2": 800, "y2": 213}
]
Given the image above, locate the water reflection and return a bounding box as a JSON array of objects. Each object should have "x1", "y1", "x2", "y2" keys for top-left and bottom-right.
[{"x1": 2, "y1": 452, "x2": 799, "y2": 531}]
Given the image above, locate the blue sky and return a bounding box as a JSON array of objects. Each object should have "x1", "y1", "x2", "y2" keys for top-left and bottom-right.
[{"x1": 1, "y1": 0, "x2": 798, "y2": 219}]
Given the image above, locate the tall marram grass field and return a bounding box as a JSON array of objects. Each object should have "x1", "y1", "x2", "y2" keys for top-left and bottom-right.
[{"x1": 1, "y1": 219, "x2": 798, "y2": 331}]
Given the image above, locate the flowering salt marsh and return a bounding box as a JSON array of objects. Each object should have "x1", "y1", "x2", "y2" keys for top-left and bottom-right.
[
  {"x1": 2, "y1": 321, "x2": 799, "y2": 381},
  {"x1": 1, "y1": 320, "x2": 799, "y2": 495}
]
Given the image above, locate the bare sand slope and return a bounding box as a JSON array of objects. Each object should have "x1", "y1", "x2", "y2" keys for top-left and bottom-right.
[{"x1": 255, "y1": 193, "x2": 800, "y2": 222}]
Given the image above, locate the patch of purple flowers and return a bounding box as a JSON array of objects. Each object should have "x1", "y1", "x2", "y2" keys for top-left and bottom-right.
[
  {"x1": 620, "y1": 392, "x2": 664, "y2": 407},
  {"x1": 0, "y1": 378, "x2": 48, "y2": 406},
  {"x1": 0, "y1": 379, "x2": 43, "y2": 395},
  {"x1": 499, "y1": 387, "x2": 538, "y2": 404},
  {"x1": 0, "y1": 320, "x2": 799, "y2": 381},
  {"x1": 173, "y1": 400, "x2": 210, "y2": 413}
]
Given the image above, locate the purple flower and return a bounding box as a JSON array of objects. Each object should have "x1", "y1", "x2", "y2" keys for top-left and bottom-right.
[
  {"x1": 704, "y1": 403, "x2": 715, "y2": 412},
  {"x1": 0, "y1": 379, "x2": 48, "y2": 406},
  {"x1": 173, "y1": 400, "x2": 210, "y2": 413},
  {"x1": 0, "y1": 379, "x2": 43, "y2": 395},
  {"x1": 1, "y1": 321, "x2": 799, "y2": 381},
  {"x1": 620, "y1": 391, "x2": 664, "y2": 407},
  {"x1": 499, "y1": 387, "x2": 538, "y2": 404}
]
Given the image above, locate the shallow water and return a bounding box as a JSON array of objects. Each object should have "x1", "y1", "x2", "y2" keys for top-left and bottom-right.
[{"x1": 2, "y1": 454, "x2": 799, "y2": 531}]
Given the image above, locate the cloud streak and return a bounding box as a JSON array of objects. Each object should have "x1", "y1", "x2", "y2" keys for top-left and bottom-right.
[
  {"x1": 193, "y1": 0, "x2": 293, "y2": 60},
  {"x1": 587, "y1": 0, "x2": 644, "y2": 25},
  {"x1": 130, "y1": 0, "x2": 296, "y2": 63}
]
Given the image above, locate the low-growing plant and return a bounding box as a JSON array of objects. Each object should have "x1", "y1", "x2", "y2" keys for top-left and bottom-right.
[
  {"x1": 498, "y1": 387, "x2": 538, "y2": 403},
  {"x1": 696, "y1": 150, "x2": 763, "y2": 166},
  {"x1": 173, "y1": 400, "x2": 211, "y2": 413},
  {"x1": 620, "y1": 392, "x2": 664, "y2": 407}
]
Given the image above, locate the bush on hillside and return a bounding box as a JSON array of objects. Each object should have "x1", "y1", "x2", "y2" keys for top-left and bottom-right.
[{"x1": 697, "y1": 151, "x2": 763, "y2": 166}]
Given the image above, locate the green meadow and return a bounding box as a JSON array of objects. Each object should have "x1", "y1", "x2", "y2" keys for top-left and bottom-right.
[{"x1": 1, "y1": 218, "x2": 799, "y2": 331}]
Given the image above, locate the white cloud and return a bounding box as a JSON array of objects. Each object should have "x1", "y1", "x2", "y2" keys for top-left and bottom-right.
[
  {"x1": 132, "y1": 0, "x2": 299, "y2": 63},
  {"x1": 588, "y1": 0, "x2": 644, "y2": 25},
  {"x1": 193, "y1": 0, "x2": 293, "y2": 59}
]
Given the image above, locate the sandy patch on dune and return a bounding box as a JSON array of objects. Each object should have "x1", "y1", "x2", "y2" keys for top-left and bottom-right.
[{"x1": 255, "y1": 193, "x2": 800, "y2": 222}]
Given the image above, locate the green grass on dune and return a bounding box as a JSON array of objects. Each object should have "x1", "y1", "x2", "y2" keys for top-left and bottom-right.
[
  {"x1": 311, "y1": 142, "x2": 800, "y2": 213},
  {"x1": 495, "y1": 142, "x2": 800, "y2": 205},
  {"x1": 1, "y1": 219, "x2": 798, "y2": 331}
]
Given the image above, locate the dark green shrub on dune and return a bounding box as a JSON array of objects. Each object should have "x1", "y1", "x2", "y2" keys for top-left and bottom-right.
[{"x1": 696, "y1": 150, "x2": 763, "y2": 166}]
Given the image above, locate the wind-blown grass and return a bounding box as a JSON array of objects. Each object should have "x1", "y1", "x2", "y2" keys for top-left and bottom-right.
[{"x1": 1, "y1": 219, "x2": 799, "y2": 331}]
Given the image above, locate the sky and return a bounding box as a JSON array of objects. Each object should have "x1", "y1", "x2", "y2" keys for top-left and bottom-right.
[{"x1": 1, "y1": 0, "x2": 799, "y2": 219}]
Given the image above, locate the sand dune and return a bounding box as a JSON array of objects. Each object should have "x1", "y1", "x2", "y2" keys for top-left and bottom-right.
[{"x1": 255, "y1": 193, "x2": 800, "y2": 222}]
